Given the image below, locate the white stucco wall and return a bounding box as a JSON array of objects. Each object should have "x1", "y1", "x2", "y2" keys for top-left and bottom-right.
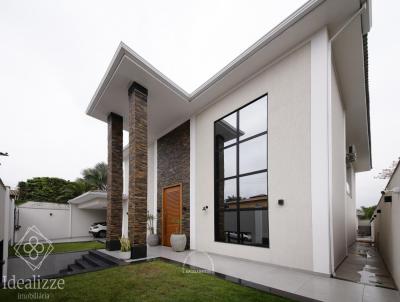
[
  {"x1": 9, "y1": 199, "x2": 15, "y2": 245},
  {"x1": 0, "y1": 183, "x2": 10, "y2": 279},
  {"x1": 330, "y1": 66, "x2": 347, "y2": 268},
  {"x1": 0, "y1": 185, "x2": 5, "y2": 243},
  {"x1": 15, "y1": 202, "x2": 71, "y2": 242},
  {"x1": 373, "y1": 168, "x2": 400, "y2": 288},
  {"x1": 194, "y1": 43, "x2": 313, "y2": 271},
  {"x1": 346, "y1": 165, "x2": 357, "y2": 246},
  {"x1": 122, "y1": 141, "x2": 156, "y2": 237},
  {"x1": 70, "y1": 204, "x2": 106, "y2": 238}
]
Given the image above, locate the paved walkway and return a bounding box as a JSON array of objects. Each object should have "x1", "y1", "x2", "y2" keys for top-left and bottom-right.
[
  {"x1": 142, "y1": 246, "x2": 399, "y2": 302},
  {"x1": 335, "y1": 242, "x2": 396, "y2": 289}
]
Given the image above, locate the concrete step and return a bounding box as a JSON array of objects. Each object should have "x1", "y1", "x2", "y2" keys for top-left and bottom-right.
[
  {"x1": 89, "y1": 250, "x2": 121, "y2": 266},
  {"x1": 67, "y1": 263, "x2": 83, "y2": 274},
  {"x1": 75, "y1": 258, "x2": 96, "y2": 270},
  {"x1": 58, "y1": 251, "x2": 120, "y2": 277},
  {"x1": 82, "y1": 254, "x2": 109, "y2": 268}
]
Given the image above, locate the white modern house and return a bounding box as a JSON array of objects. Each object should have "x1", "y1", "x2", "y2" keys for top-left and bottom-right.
[
  {"x1": 371, "y1": 161, "x2": 400, "y2": 287},
  {"x1": 86, "y1": 0, "x2": 372, "y2": 276}
]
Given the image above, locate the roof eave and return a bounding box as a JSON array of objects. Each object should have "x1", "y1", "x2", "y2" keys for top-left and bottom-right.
[{"x1": 86, "y1": 0, "x2": 325, "y2": 117}]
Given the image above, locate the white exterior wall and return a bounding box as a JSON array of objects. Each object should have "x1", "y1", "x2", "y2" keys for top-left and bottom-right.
[
  {"x1": 122, "y1": 152, "x2": 129, "y2": 237},
  {"x1": 147, "y1": 142, "x2": 156, "y2": 234},
  {"x1": 70, "y1": 204, "x2": 106, "y2": 238},
  {"x1": 0, "y1": 185, "x2": 5, "y2": 243},
  {"x1": 310, "y1": 28, "x2": 332, "y2": 274},
  {"x1": 16, "y1": 202, "x2": 70, "y2": 242},
  {"x1": 9, "y1": 199, "x2": 15, "y2": 245},
  {"x1": 0, "y1": 184, "x2": 10, "y2": 279},
  {"x1": 331, "y1": 65, "x2": 347, "y2": 268},
  {"x1": 194, "y1": 42, "x2": 313, "y2": 271},
  {"x1": 346, "y1": 165, "x2": 357, "y2": 246},
  {"x1": 373, "y1": 169, "x2": 400, "y2": 288},
  {"x1": 122, "y1": 142, "x2": 157, "y2": 237}
]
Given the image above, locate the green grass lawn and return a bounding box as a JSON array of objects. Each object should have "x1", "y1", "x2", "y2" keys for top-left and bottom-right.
[
  {"x1": 9, "y1": 241, "x2": 105, "y2": 257},
  {"x1": 0, "y1": 260, "x2": 292, "y2": 302}
]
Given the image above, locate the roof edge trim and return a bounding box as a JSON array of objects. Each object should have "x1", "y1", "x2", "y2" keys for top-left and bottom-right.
[{"x1": 86, "y1": 0, "x2": 325, "y2": 115}]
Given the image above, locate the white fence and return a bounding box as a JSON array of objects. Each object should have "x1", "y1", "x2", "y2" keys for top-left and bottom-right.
[
  {"x1": 14, "y1": 202, "x2": 71, "y2": 242},
  {"x1": 0, "y1": 179, "x2": 10, "y2": 280}
]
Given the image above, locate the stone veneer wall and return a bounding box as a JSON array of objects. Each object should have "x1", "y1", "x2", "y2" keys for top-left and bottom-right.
[
  {"x1": 106, "y1": 113, "x2": 123, "y2": 250},
  {"x1": 157, "y1": 121, "x2": 190, "y2": 248}
]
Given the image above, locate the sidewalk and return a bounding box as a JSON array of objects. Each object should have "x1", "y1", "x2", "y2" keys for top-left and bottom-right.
[{"x1": 335, "y1": 242, "x2": 396, "y2": 289}]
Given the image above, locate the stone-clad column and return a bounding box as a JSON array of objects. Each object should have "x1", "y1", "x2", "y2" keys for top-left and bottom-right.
[
  {"x1": 128, "y1": 82, "x2": 148, "y2": 259},
  {"x1": 106, "y1": 113, "x2": 123, "y2": 251}
]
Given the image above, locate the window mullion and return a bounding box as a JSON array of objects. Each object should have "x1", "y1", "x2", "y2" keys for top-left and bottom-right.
[{"x1": 236, "y1": 111, "x2": 240, "y2": 244}]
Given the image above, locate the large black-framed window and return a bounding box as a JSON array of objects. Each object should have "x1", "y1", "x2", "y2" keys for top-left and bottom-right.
[{"x1": 214, "y1": 94, "x2": 269, "y2": 248}]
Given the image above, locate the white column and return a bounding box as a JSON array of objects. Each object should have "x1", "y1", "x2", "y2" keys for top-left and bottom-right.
[
  {"x1": 153, "y1": 141, "x2": 158, "y2": 233},
  {"x1": 310, "y1": 27, "x2": 333, "y2": 275},
  {"x1": 190, "y1": 117, "x2": 197, "y2": 250}
]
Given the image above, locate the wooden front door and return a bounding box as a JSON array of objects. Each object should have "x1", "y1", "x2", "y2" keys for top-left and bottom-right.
[{"x1": 162, "y1": 184, "x2": 182, "y2": 247}]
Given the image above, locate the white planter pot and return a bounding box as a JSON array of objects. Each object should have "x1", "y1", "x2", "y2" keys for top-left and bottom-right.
[
  {"x1": 170, "y1": 234, "x2": 187, "y2": 252},
  {"x1": 120, "y1": 251, "x2": 131, "y2": 260},
  {"x1": 147, "y1": 234, "x2": 159, "y2": 246}
]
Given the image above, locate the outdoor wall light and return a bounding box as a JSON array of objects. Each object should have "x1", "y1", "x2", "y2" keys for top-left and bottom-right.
[
  {"x1": 49, "y1": 213, "x2": 53, "y2": 216},
  {"x1": 377, "y1": 209, "x2": 381, "y2": 213},
  {"x1": 202, "y1": 205, "x2": 208, "y2": 211},
  {"x1": 391, "y1": 187, "x2": 400, "y2": 193},
  {"x1": 278, "y1": 199, "x2": 284, "y2": 206},
  {"x1": 382, "y1": 187, "x2": 400, "y2": 195}
]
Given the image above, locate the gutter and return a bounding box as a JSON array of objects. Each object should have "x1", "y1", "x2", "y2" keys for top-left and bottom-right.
[{"x1": 329, "y1": 1, "x2": 372, "y2": 170}]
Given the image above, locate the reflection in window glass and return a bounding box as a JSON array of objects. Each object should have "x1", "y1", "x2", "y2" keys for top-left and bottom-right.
[
  {"x1": 239, "y1": 95, "x2": 267, "y2": 140},
  {"x1": 223, "y1": 147, "x2": 236, "y2": 178},
  {"x1": 215, "y1": 179, "x2": 237, "y2": 243},
  {"x1": 240, "y1": 209, "x2": 269, "y2": 246},
  {"x1": 222, "y1": 179, "x2": 236, "y2": 203},
  {"x1": 239, "y1": 173, "x2": 268, "y2": 202},
  {"x1": 239, "y1": 135, "x2": 267, "y2": 174},
  {"x1": 215, "y1": 112, "x2": 237, "y2": 147},
  {"x1": 214, "y1": 95, "x2": 269, "y2": 248}
]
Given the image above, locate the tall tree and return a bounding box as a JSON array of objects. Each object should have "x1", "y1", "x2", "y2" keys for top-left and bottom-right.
[
  {"x1": 360, "y1": 206, "x2": 377, "y2": 220},
  {"x1": 80, "y1": 162, "x2": 107, "y2": 191},
  {"x1": 375, "y1": 158, "x2": 399, "y2": 179},
  {"x1": 16, "y1": 162, "x2": 108, "y2": 203},
  {"x1": 17, "y1": 177, "x2": 72, "y2": 203},
  {"x1": 56, "y1": 180, "x2": 94, "y2": 202}
]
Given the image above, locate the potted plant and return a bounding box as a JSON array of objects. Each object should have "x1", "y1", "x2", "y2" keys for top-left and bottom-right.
[
  {"x1": 147, "y1": 211, "x2": 159, "y2": 246},
  {"x1": 170, "y1": 218, "x2": 186, "y2": 252},
  {"x1": 119, "y1": 236, "x2": 131, "y2": 260}
]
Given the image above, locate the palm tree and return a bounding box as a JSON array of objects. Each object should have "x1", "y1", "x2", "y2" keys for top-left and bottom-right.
[
  {"x1": 81, "y1": 162, "x2": 107, "y2": 191},
  {"x1": 56, "y1": 180, "x2": 94, "y2": 202}
]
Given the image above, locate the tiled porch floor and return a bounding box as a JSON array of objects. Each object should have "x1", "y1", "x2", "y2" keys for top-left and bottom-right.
[
  {"x1": 102, "y1": 245, "x2": 400, "y2": 302},
  {"x1": 335, "y1": 242, "x2": 396, "y2": 289}
]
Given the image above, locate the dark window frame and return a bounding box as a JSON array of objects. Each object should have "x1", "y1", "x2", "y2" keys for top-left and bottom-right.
[{"x1": 214, "y1": 93, "x2": 269, "y2": 248}]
